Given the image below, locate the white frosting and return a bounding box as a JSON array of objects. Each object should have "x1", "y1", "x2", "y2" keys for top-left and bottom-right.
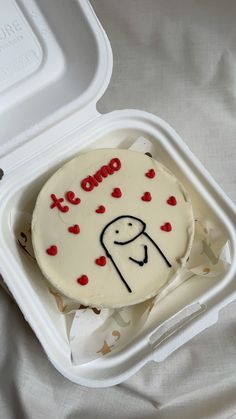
[{"x1": 32, "y1": 149, "x2": 194, "y2": 308}]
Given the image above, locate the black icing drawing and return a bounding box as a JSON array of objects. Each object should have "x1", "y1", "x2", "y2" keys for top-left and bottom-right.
[
  {"x1": 100, "y1": 215, "x2": 172, "y2": 293},
  {"x1": 129, "y1": 244, "x2": 148, "y2": 266}
]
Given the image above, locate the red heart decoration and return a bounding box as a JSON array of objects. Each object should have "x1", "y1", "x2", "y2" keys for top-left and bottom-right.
[
  {"x1": 96, "y1": 205, "x2": 106, "y2": 214},
  {"x1": 95, "y1": 256, "x2": 107, "y2": 267},
  {"x1": 68, "y1": 224, "x2": 80, "y2": 234},
  {"x1": 141, "y1": 191, "x2": 152, "y2": 202},
  {"x1": 77, "y1": 275, "x2": 89, "y2": 286},
  {"x1": 161, "y1": 222, "x2": 172, "y2": 232},
  {"x1": 111, "y1": 187, "x2": 122, "y2": 198},
  {"x1": 145, "y1": 169, "x2": 156, "y2": 179},
  {"x1": 46, "y1": 245, "x2": 58, "y2": 256},
  {"x1": 167, "y1": 196, "x2": 177, "y2": 206}
]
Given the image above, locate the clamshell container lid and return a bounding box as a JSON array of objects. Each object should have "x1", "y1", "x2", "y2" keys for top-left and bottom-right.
[
  {"x1": 0, "y1": 0, "x2": 113, "y2": 159},
  {"x1": 0, "y1": 0, "x2": 236, "y2": 388}
]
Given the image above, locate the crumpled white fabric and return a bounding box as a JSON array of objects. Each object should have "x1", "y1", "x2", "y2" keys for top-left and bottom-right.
[{"x1": 1, "y1": 1, "x2": 236, "y2": 418}]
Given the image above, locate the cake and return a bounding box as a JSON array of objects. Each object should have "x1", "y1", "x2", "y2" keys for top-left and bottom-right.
[{"x1": 31, "y1": 148, "x2": 194, "y2": 308}]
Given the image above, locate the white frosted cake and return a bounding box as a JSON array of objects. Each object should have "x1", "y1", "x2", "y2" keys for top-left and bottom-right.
[{"x1": 32, "y1": 149, "x2": 194, "y2": 308}]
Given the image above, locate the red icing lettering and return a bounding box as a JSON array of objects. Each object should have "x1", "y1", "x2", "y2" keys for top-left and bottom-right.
[
  {"x1": 95, "y1": 256, "x2": 107, "y2": 266},
  {"x1": 100, "y1": 165, "x2": 114, "y2": 177},
  {"x1": 50, "y1": 194, "x2": 69, "y2": 212},
  {"x1": 161, "y1": 222, "x2": 172, "y2": 232},
  {"x1": 94, "y1": 169, "x2": 103, "y2": 183},
  {"x1": 46, "y1": 245, "x2": 58, "y2": 256},
  {"x1": 110, "y1": 158, "x2": 121, "y2": 171},
  {"x1": 167, "y1": 196, "x2": 177, "y2": 206},
  {"x1": 66, "y1": 191, "x2": 81, "y2": 205},
  {"x1": 77, "y1": 275, "x2": 89, "y2": 286},
  {"x1": 81, "y1": 176, "x2": 95, "y2": 191},
  {"x1": 92, "y1": 177, "x2": 99, "y2": 186},
  {"x1": 81, "y1": 158, "x2": 121, "y2": 192},
  {"x1": 141, "y1": 192, "x2": 152, "y2": 202}
]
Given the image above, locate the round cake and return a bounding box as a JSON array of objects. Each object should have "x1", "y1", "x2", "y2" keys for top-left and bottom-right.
[{"x1": 32, "y1": 148, "x2": 194, "y2": 308}]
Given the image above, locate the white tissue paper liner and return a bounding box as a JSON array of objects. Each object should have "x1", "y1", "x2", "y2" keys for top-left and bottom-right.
[{"x1": 10, "y1": 137, "x2": 231, "y2": 365}]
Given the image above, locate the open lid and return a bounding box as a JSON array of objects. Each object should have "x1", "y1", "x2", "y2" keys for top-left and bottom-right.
[{"x1": 0, "y1": 0, "x2": 113, "y2": 158}]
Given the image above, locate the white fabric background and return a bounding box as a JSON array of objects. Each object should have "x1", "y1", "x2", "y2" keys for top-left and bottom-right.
[{"x1": 1, "y1": 1, "x2": 236, "y2": 418}]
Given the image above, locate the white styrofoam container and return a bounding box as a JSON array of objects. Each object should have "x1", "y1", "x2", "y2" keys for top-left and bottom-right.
[{"x1": 0, "y1": 0, "x2": 235, "y2": 387}]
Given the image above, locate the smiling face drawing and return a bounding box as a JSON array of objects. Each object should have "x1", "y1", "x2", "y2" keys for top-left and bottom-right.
[
  {"x1": 100, "y1": 215, "x2": 171, "y2": 293},
  {"x1": 101, "y1": 216, "x2": 146, "y2": 247}
]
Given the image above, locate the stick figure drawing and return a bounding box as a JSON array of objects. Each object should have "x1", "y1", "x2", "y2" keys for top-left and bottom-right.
[{"x1": 100, "y1": 216, "x2": 172, "y2": 293}]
